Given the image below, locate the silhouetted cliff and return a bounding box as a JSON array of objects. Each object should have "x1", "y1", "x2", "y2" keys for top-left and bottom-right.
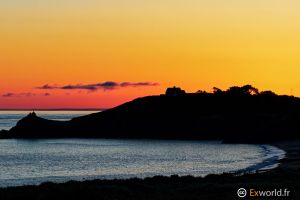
[{"x1": 1, "y1": 85, "x2": 300, "y2": 143}]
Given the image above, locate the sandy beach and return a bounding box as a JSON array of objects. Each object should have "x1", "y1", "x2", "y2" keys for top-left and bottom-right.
[{"x1": 0, "y1": 140, "x2": 299, "y2": 200}]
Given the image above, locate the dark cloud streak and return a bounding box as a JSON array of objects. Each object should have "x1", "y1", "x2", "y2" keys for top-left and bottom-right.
[
  {"x1": 2, "y1": 92, "x2": 50, "y2": 98},
  {"x1": 37, "y1": 81, "x2": 159, "y2": 91},
  {"x1": 37, "y1": 84, "x2": 56, "y2": 90},
  {"x1": 2, "y1": 93, "x2": 15, "y2": 97},
  {"x1": 2, "y1": 93, "x2": 34, "y2": 98}
]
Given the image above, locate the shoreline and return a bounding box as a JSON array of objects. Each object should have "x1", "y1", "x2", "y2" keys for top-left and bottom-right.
[
  {"x1": 232, "y1": 144, "x2": 286, "y2": 174},
  {"x1": 0, "y1": 141, "x2": 299, "y2": 199},
  {"x1": 272, "y1": 140, "x2": 300, "y2": 171}
]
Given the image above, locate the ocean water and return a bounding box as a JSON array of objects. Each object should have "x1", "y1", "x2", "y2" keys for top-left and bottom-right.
[{"x1": 0, "y1": 111, "x2": 285, "y2": 187}]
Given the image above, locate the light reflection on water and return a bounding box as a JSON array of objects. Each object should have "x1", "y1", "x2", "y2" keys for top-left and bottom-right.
[{"x1": 0, "y1": 139, "x2": 285, "y2": 187}]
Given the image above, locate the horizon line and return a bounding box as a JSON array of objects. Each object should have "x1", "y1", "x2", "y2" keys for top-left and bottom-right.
[{"x1": 0, "y1": 108, "x2": 108, "y2": 111}]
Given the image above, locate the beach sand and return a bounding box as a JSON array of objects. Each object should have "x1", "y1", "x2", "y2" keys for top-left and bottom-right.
[{"x1": 0, "y1": 141, "x2": 299, "y2": 200}]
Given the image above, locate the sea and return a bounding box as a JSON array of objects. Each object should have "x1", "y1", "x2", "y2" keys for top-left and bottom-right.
[{"x1": 0, "y1": 110, "x2": 285, "y2": 187}]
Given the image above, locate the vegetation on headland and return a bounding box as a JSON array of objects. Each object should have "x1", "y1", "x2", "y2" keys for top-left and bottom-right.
[{"x1": 1, "y1": 85, "x2": 300, "y2": 143}]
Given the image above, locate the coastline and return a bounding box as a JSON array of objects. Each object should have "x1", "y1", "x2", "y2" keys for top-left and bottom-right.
[
  {"x1": 233, "y1": 144, "x2": 285, "y2": 174},
  {"x1": 0, "y1": 140, "x2": 298, "y2": 200},
  {"x1": 272, "y1": 140, "x2": 300, "y2": 171}
]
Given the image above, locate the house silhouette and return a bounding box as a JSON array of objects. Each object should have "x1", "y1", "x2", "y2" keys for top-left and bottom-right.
[{"x1": 165, "y1": 87, "x2": 186, "y2": 96}]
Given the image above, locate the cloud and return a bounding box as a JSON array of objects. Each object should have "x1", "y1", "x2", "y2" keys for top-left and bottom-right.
[
  {"x1": 37, "y1": 81, "x2": 159, "y2": 91},
  {"x1": 2, "y1": 92, "x2": 50, "y2": 98},
  {"x1": 120, "y1": 82, "x2": 159, "y2": 87},
  {"x1": 37, "y1": 84, "x2": 57, "y2": 90},
  {"x1": 2, "y1": 93, "x2": 15, "y2": 97},
  {"x1": 2, "y1": 92, "x2": 34, "y2": 98}
]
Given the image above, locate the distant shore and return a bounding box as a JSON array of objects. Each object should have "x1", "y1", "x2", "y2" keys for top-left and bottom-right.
[
  {"x1": 3, "y1": 89, "x2": 300, "y2": 142},
  {"x1": 0, "y1": 140, "x2": 299, "y2": 200}
]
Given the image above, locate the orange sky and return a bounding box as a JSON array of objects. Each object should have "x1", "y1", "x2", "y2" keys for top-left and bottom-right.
[{"x1": 1, "y1": 1, "x2": 300, "y2": 109}]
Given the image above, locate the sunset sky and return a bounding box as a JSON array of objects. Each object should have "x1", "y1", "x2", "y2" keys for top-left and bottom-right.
[{"x1": 1, "y1": 0, "x2": 300, "y2": 109}]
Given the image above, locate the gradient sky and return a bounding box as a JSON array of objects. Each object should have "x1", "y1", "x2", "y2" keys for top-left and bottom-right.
[{"x1": 1, "y1": 0, "x2": 300, "y2": 109}]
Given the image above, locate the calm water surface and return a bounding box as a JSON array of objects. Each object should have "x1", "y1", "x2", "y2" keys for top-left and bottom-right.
[
  {"x1": 0, "y1": 111, "x2": 285, "y2": 187},
  {"x1": 0, "y1": 139, "x2": 285, "y2": 187}
]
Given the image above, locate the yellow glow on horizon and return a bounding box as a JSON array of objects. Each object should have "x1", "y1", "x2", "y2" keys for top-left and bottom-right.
[{"x1": 1, "y1": 0, "x2": 300, "y2": 108}]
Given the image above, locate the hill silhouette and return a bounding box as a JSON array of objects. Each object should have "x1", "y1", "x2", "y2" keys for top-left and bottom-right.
[{"x1": 1, "y1": 85, "x2": 300, "y2": 143}]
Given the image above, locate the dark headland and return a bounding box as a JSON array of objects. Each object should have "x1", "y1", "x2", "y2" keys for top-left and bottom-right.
[
  {"x1": 1, "y1": 85, "x2": 300, "y2": 143},
  {"x1": 1, "y1": 85, "x2": 300, "y2": 199}
]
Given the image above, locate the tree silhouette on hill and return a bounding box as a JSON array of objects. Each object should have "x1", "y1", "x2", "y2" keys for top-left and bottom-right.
[{"x1": 211, "y1": 85, "x2": 275, "y2": 97}]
